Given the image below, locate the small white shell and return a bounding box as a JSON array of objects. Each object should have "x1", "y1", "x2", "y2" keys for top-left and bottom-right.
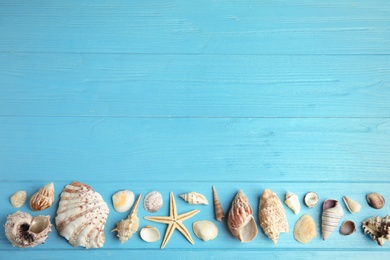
[
  {"x1": 180, "y1": 192, "x2": 208, "y2": 205},
  {"x1": 140, "y1": 226, "x2": 160, "y2": 243},
  {"x1": 144, "y1": 191, "x2": 163, "y2": 213},
  {"x1": 343, "y1": 196, "x2": 361, "y2": 214},
  {"x1": 284, "y1": 191, "x2": 300, "y2": 214},
  {"x1": 10, "y1": 190, "x2": 27, "y2": 208},
  {"x1": 304, "y1": 192, "x2": 319, "y2": 208},
  {"x1": 112, "y1": 190, "x2": 135, "y2": 213},
  {"x1": 192, "y1": 220, "x2": 218, "y2": 242}
]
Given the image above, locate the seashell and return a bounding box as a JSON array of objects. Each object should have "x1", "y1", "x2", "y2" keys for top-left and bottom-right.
[
  {"x1": 228, "y1": 190, "x2": 258, "y2": 242},
  {"x1": 284, "y1": 191, "x2": 300, "y2": 214},
  {"x1": 55, "y1": 181, "x2": 110, "y2": 249},
  {"x1": 362, "y1": 215, "x2": 390, "y2": 246},
  {"x1": 140, "y1": 226, "x2": 160, "y2": 243},
  {"x1": 212, "y1": 186, "x2": 225, "y2": 222},
  {"x1": 10, "y1": 190, "x2": 27, "y2": 208},
  {"x1": 112, "y1": 190, "x2": 134, "y2": 213},
  {"x1": 259, "y1": 189, "x2": 289, "y2": 244},
  {"x1": 4, "y1": 211, "x2": 52, "y2": 248},
  {"x1": 180, "y1": 192, "x2": 208, "y2": 205},
  {"x1": 192, "y1": 220, "x2": 218, "y2": 242},
  {"x1": 30, "y1": 182, "x2": 55, "y2": 211},
  {"x1": 342, "y1": 196, "x2": 361, "y2": 214},
  {"x1": 112, "y1": 194, "x2": 142, "y2": 244},
  {"x1": 304, "y1": 192, "x2": 319, "y2": 208},
  {"x1": 293, "y1": 214, "x2": 317, "y2": 244},
  {"x1": 340, "y1": 220, "x2": 356, "y2": 236},
  {"x1": 321, "y1": 199, "x2": 344, "y2": 240},
  {"x1": 144, "y1": 191, "x2": 163, "y2": 213},
  {"x1": 366, "y1": 192, "x2": 385, "y2": 209}
]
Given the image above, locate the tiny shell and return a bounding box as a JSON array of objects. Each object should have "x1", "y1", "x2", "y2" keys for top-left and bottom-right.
[
  {"x1": 304, "y1": 192, "x2": 319, "y2": 208},
  {"x1": 112, "y1": 190, "x2": 135, "y2": 213},
  {"x1": 285, "y1": 191, "x2": 300, "y2": 214},
  {"x1": 180, "y1": 192, "x2": 208, "y2": 205},
  {"x1": 342, "y1": 196, "x2": 361, "y2": 214},
  {"x1": 30, "y1": 182, "x2": 55, "y2": 211},
  {"x1": 144, "y1": 191, "x2": 163, "y2": 213},
  {"x1": 10, "y1": 190, "x2": 27, "y2": 208},
  {"x1": 366, "y1": 192, "x2": 385, "y2": 209},
  {"x1": 193, "y1": 220, "x2": 218, "y2": 242},
  {"x1": 140, "y1": 226, "x2": 160, "y2": 243},
  {"x1": 294, "y1": 214, "x2": 317, "y2": 244},
  {"x1": 340, "y1": 220, "x2": 356, "y2": 236}
]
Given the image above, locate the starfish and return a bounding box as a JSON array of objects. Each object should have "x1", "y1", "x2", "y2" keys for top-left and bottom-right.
[{"x1": 144, "y1": 192, "x2": 200, "y2": 249}]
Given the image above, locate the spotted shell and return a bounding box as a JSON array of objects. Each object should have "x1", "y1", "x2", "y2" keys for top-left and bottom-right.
[
  {"x1": 10, "y1": 190, "x2": 27, "y2": 208},
  {"x1": 144, "y1": 191, "x2": 163, "y2": 213},
  {"x1": 366, "y1": 192, "x2": 385, "y2": 209}
]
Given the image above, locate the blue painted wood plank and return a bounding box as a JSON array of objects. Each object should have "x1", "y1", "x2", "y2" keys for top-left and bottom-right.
[{"x1": 1, "y1": 53, "x2": 389, "y2": 117}]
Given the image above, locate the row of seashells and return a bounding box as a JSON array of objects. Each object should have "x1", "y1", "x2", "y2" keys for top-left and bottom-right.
[{"x1": 10, "y1": 182, "x2": 55, "y2": 211}]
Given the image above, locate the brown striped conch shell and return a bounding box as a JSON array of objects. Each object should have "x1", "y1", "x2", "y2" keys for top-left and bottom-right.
[
  {"x1": 362, "y1": 215, "x2": 390, "y2": 246},
  {"x1": 228, "y1": 190, "x2": 258, "y2": 242},
  {"x1": 10, "y1": 190, "x2": 27, "y2": 208},
  {"x1": 180, "y1": 192, "x2": 208, "y2": 205},
  {"x1": 55, "y1": 181, "x2": 109, "y2": 249},
  {"x1": 340, "y1": 220, "x2": 356, "y2": 236},
  {"x1": 30, "y1": 182, "x2": 55, "y2": 211},
  {"x1": 293, "y1": 214, "x2": 317, "y2": 244},
  {"x1": 284, "y1": 191, "x2": 300, "y2": 214},
  {"x1": 4, "y1": 211, "x2": 52, "y2": 248},
  {"x1": 259, "y1": 189, "x2": 289, "y2": 244},
  {"x1": 112, "y1": 194, "x2": 142, "y2": 244},
  {"x1": 321, "y1": 199, "x2": 344, "y2": 240},
  {"x1": 366, "y1": 192, "x2": 385, "y2": 209},
  {"x1": 212, "y1": 186, "x2": 225, "y2": 222},
  {"x1": 342, "y1": 196, "x2": 361, "y2": 214}
]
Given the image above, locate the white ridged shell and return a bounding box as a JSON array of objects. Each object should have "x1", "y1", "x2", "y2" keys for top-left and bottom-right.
[
  {"x1": 10, "y1": 190, "x2": 27, "y2": 208},
  {"x1": 294, "y1": 214, "x2": 317, "y2": 244},
  {"x1": 140, "y1": 226, "x2": 160, "y2": 243},
  {"x1": 180, "y1": 192, "x2": 208, "y2": 205},
  {"x1": 193, "y1": 220, "x2": 218, "y2": 242},
  {"x1": 112, "y1": 190, "x2": 134, "y2": 213},
  {"x1": 30, "y1": 182, "x2": 55, "y2": 211}
]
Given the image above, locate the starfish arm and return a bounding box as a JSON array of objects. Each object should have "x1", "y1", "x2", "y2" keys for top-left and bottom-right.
[
  {"x1": 144, "y1": 216, "x2": 173, "y2": 224},
  {"x1": 161, "y1": 222, "x2": 176, "y2": 249},
  {"x1": 176, "y1": 221, "x2": 195, "y2": 245},
  {"x1": 169, "y1": 192, "x2": 178, "y2": 218},
  {"x1": 177, "y1": 209, "x2": 200, "y2": 221}
]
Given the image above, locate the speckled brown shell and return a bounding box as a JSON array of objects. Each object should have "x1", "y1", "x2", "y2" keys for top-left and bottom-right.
[
  {"x1": 366, "y1": 192, "x2": 385, "y2": 209},
  {"x1": 144, "y1": 191, "x2": 163, "y2": 213}
]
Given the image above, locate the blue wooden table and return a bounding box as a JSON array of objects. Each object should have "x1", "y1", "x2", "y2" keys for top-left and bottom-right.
[{"x1": 1, "y1": 0, "x2": 390, "y2": 259}]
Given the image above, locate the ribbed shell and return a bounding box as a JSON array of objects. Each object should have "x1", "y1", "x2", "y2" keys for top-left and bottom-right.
[
  {"x1": 293, "y1": 214, "x2": 317, "y2": 244},
  {"x1": 55, "y1": 182, "x2": 109, "y2": 249},
  {"x1": 212, "y1": 186, "x2": 225, "y2": 222},
  {"x1": 10, "y1": 190, "x2": 27, "y2": 208},
  {"x1": 321, "y1": 199, "x2": 344, "y2": 240},
  {"x1": 30, "y1": 182, "x2": 55, "y2": 211}
]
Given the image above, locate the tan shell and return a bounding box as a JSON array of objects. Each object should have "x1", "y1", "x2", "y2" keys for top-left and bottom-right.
[
  {"x1": 212, "y1": 186, "x2": 225, "y2": 222},
  {"x1": 362, "y1": 215, "x2": 390, "y2": 246},
  {"x1": 180, "y1": 192, "x2": 208, "y2": 205},
  {"x1": 140, "y1": 226, "x2": 160, "y2": 243},
  {"x1": 112, "y1": 190, "x2": 135, "y2": 213},
  {"x1": 4, "y1": 211, "x2": 52, "y2": 248},
  {"x1": 30, "y1": 182, "x2": 55, "y2": 211},
  {"x1": 366, "y1": 192, "x2": 385, "y2": 209},
  {"x1": 342, "y1": 196, "x2": 361, "y2": 214},
  {"x1": 228, "y1": 190, "x2": 258, "y2": 242},
  {"x1": 321, "y1": 199, "x2": 344, "y2": 240},
  {"x1": 144, "y1": 191, "x2": 163, "y2": 213},
  {"x1": 259, "y1": 189, "x2": 289, "y2": 244},
  {"x1": 340, "y1": 220, "x2": 356, "y2": 236},
  {"x1": 284, "y1": 191, "x2": 300, "y2": 214},
  {"x1": 10, "y1": 190, "x2": 27, "y2": 208},
  {"x1": 294, "y1": 214, "x2": 317, "y2": 244},
  {"x1": 193, "y1": 220, "x2": 218, "y2": 242},
  {"x1": 304, "y1": 192, "x2": 319, "y2": 208}
]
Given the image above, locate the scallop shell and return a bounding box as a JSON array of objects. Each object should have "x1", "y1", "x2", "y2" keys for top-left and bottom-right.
[
  {"x1": 321, "y1": 199, "x2": 344, "y2": 240},
  {"x1": 362, "y1": 215, "x2": 390, "y2": 246},
  {"x1": 259, "y1": 189, "x2": 289, "y2": 244},
  {"x1": 140, "y1": 226, "x2": 160, "y2": 243},
  {"x1": 192, "y1": 220, "x2": 218, "y2": 242},
  {"x1": 10, "y1": 190, "x2": 27, "y2": 208},
  {"x1": 212, "y1": 186, "x2": 225, "y2": 222},
  {"x1": 340, "y1": 220, "x2": 356, "y2": 236},
  {"x1": 30, "y1": 182, "x2": 55, "y2": 211},
  {"x1": 366, "y1": 192, "x2": 385, "y2": 209},
  {"x1": 180, "y1": 192, "x2": 208, "y2": 205},
  {"x1": 228, "y1": 190, "x2": 258, "y2": 242},
  {"x1": 55, "y1": 181, "x2": 109, "y2": 249},
  {"x1": 112, "y1": 190, "x2": 134, "y2": 213},
  {"x1": 4, "y1": 211, "x2": 52, "y2": 248},
  {"x1": 342, "y1": 196, "x2": 361, "y2": 214},
  {"x1": 304, "y1": 192, "x2": 319, "y2": 208},
  {"x1": 293, "y1": 214, "x2": 317, "y2": 244},
  {"x1": 144, "y1": 191, "x2": 163, "y2": 213},
  {"x1": 112, "y1": 194, "x2": 142, "y2": 244},
  {"x1": 284, "y1": 191, "x2": 300, "y2": 214}
]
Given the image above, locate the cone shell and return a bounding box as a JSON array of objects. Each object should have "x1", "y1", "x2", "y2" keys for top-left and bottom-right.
[
  {"x1": 10, "y1": 190, "x2": 27, "y2": 208},
  {"x1": 180, "y1": 192, "x2": 208, "y2": 205},
  {"x1": 340, "y1": 220, "x2": 356, "y2": 236},
  {"x1": 212, "y1": 186, "x2": 225, "y2": 222},
  {"x1": 193, "y1": 220, "x2": 218, "y2": 242},
  {"x1": 112, "y1": 190, "x2": 134, "y2": 213},
  {"x1": 30, "y1": 182, "x2": 55, "y2": 211},
  {"x1": 140, "y1": 226, "x2": 160, "y2": 243},
  {"x1": 259, "y1": 189, "x2": 289, "y2": 244},
  {"x1": 362, "y1": 215, "x2": 390, "y2": 246},
  {"x1": 144, "y1": 191, "x2": 163, "y2": 213},
  {"x1": 293, "y1": 214, "x2": 317, "y2": 244},
  {"x1": 321, "y1": 199, "x2": 344, "y2": 240},
  {"x1": 342, "y1": 196, "x2": 361, "y2": 214},
  {"x1": 304, "y1": 192, "x2": 319, "y2": 208},
  {"x1": 366, "y1": 192, "x2": 385, "y2": 209},
  {"x1": 228, "y1": 190, "x2": 258, "y2": 242},
  {"x1": 55, "y1": 181, "x2": 109, "y2": 249},
  {"x1": 284, "y1": 191, "x2": 300, "y2": 214}
]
